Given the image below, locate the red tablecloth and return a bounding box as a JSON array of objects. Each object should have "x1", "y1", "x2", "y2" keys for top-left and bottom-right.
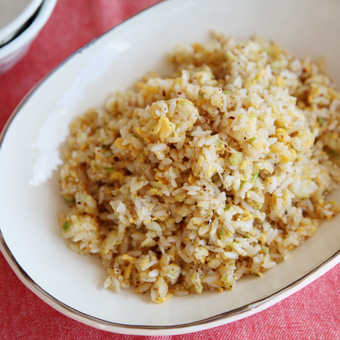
[{"x1": 1, "y1": 1, "x2": 340, "y2": 339}]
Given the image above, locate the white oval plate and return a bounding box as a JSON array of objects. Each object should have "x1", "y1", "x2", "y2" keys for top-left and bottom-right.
[{"x1": 1, "y1": 0, "x2": 340, "y2": 336}]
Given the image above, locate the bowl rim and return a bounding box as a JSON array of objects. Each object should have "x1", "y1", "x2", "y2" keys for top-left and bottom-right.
[
  {"x1": 0, "y1": 0, "x2": 43, "y2": 44},
  {"x1": 0, "y1": 0, "x2": 57, "y2": 59},
  {"x1": 1, "y1": 0, "x2": 340, "y2": 335}
]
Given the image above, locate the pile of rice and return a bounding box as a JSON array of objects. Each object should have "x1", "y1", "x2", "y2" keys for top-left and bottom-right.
[{"x1": 59, "y1": 32, "x2": 340, "y2": 303}]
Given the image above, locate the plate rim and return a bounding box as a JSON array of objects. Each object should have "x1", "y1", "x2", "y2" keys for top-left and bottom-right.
[{"x1": 1, "y1": 230, "x2": 340, "y2": 335}]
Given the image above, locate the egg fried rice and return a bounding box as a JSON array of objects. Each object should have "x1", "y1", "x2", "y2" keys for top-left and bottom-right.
[{"x1": 59, "y1": 32, "x2": 340, "y2": 303}]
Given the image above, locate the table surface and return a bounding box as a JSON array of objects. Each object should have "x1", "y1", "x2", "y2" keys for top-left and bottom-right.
[{"x1": 1, "y1": 0, "x2": 340, "y2": 339}]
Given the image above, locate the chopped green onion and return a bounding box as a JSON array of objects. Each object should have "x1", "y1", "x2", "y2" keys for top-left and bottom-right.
[
  {"x1": 64, "y1": 196, "x2": 75, "y2": 203},
  {"x1": 249, "y1": 136, "x2": 256, "y2": 143},
  {"x1": 225, "y1": 205, "x2": 230, "y2": 211},
  {"x1": 221, "y1": 276, "x2": 229, "y2": 283},
  {"x1": 217, "y1": 229, "x2": 226, "y2": 240},
  {"x1": 229, "y1": 152, "x2": 242, "y2": 166},
  {"x1": 199, "y1": 92, "x2": 204, "y2": 98},
  {"x1": 211, "y1": 173, "x2": 219, "y2": 183},
  {"x1": 329, "y1": 149, "x2": 339, "y2": 157},
  {"x1": 289, "y1": 97, "x2": 297, "y2": 105},
  {"x1": 179, "y1": 101, "x2": 186, "y2": 106},
  {"x1": 271, "y1": 60, "x2": 284, "y2": 69},
  {"x1": 62, "y1": 220, "x2": 72, "y2": 231},
  {"x1": 298, "y1": 195, "x2": 309, "y2": 199},
  {"x1": 252, "y1": 171, "x2": 259, "y2": 181},
  {"x1": 223, "y1": 90, "x2": 229, "y2": 94},
  {"x1": 131, "y1": 133, "x2": 138, "y2": 138},
  {"x1": 240, "y1": 180, "x2": 247, "y2": 188},
  {"x1": 104, "y1": 167, "x2": 116, "y2": 173},
  {"x1": 262, "y1": 245, "x2": 269, "y2": 254},
  {"x1": 195, "y1": 286, "x2": 203, "y2": 294},
  {"x1": 318, "y1": 117, "x2": 326, "y2": 124}
]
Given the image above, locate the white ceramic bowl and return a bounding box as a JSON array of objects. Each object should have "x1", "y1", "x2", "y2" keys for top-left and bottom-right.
[
  {"x1": 1, "y1": 0, "x2": 340, "y2": 336},
  {"x1": 0, "y1": 0, "x2": 43, "y2": 45},
  {"x1": 0, "y1": 0, "x2": 56, "y2": 73}
]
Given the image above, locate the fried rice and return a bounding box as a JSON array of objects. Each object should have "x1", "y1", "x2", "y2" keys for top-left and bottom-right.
[{"x1": 58, "y1": 32, "x2": 340, "y2": 303}]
